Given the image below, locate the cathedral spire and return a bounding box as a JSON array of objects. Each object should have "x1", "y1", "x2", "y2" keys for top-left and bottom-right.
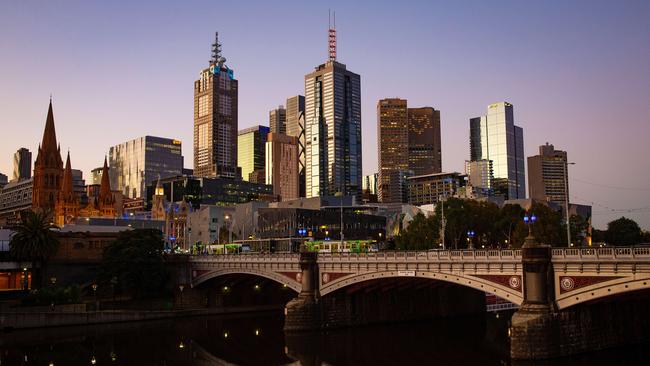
[
  {"x1": 99, "y1": 156, "x2": 112, "y2": 198},
  {"x1": 41, "y1": 99, "x2": 58, "y2": 152},
  {"x1": 62, "y1": 151, "x2": 74, "y2": 195}
]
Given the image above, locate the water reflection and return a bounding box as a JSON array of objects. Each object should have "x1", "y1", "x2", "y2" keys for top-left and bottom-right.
[{"x1": 0, "y1": 311, "x2": 647, "y2": 365}]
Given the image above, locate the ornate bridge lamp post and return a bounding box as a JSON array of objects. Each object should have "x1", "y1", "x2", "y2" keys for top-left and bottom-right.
[
  {"x1": 510, "y1": 214, "x2": 558, "y2": 359},
  {"x1": 466, "y1": 230, "x2": 475, "y2": 249}
]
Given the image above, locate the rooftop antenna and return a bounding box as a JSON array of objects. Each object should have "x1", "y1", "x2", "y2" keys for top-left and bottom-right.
[
  {"x1": 328, "y1": 10, "x2": 337, "y2": 61},
  {"x1": 211, "y1": 32, "x2": 225, "y2": 66}
]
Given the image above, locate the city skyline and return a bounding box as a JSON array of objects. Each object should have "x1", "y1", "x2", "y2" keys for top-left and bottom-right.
[{"x1": 1, "y1": 1, "x2": 649, "y2": 228}]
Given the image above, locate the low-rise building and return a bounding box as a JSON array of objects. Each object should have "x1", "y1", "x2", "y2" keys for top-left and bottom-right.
[
  {"x1": 407, "y1": 172, "x2": 466, "y2": 206},
  {"x1": 0, "y1": 178, "x2": 32, "y2": 227}
]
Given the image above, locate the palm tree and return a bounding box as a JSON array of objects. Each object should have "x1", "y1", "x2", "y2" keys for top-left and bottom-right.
[{"x1": 9, "y1": 210, "x2": 59, "y2": 288}]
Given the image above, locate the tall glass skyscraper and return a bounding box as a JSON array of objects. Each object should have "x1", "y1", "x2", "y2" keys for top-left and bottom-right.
[
  {"x1": 469, "y1": 102, "x2": 525, "y2": 199},
  {"x1": 237, "y1": 125, "x2": 269, "y2": 182},
  {"x1": 304, "y1": 60, "x2": 362, "y2": 198},
  {"x1": 193, "y1": 32, "x2": 238, "y2": 179},
  {"x1": 109, "y1": 136, "x2": 184, "y2": 199}
]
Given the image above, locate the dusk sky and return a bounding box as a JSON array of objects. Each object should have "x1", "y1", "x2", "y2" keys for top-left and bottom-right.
[{"x1": 1, "y1": 0, "x2": 649, "y2": 229}]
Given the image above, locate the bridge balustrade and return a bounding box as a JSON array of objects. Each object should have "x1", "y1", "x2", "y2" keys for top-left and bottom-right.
[{"x1": 551, "y1": 247, "x2": 650, "y2": 261}]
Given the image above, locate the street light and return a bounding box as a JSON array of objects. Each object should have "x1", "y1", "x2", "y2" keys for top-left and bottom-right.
[
  {"x1": 179, "y1": 285, "x2": 185, "y2": 308},
  {"x1": 523, "y1": 214, "x2": 537, "y2": 237},
  {"x1": 92, "y1": 283, "x2": 98, "y2": 311},
  {"x1": 466, "y1": 230, "x2": 476, "y2": 249},
  {"x1": 564, "y1": 161, "x2": 576, "y2": 247}
]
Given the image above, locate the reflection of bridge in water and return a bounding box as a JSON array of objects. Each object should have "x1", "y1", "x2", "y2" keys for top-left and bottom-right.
[{"x1": 171, "y1": 245, "x2": 650, "y2": 360}]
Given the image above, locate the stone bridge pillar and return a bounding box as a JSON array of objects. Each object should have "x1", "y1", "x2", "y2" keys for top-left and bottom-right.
[
  {"x1": 510, "y1": 233, "x2": 558, "y2": 360},
  {"x1": 284, "y1": 248, "x2": 322, "y2": 331}
]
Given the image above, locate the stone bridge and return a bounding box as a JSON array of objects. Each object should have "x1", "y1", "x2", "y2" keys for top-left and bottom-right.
[
  {"x1": 171, "y1": 239, "x2": 650, "y2": 360},
  {"x1": 183, "y1": 247, "x2": 650, "y2": 311}
]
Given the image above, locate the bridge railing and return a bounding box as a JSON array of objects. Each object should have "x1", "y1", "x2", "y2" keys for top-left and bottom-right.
[
  {"x1": 318, "y1": 249, "x2": 522, "y2": 262},
  {"x1": 552, "y1": 247, "x2": 650, "y2": 261},
  {"x1": 189, "y1": 253, "x2": 300, "y2": 263}
]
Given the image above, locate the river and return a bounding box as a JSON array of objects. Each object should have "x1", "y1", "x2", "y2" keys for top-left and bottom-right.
[{"x1": 0, "y1": 311, "x2": 648, "y2": 365}]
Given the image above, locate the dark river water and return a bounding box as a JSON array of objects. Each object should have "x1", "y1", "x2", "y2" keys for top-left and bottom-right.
[{"x1": 0, "y1": 311, "x2": 648, "y2": 365}]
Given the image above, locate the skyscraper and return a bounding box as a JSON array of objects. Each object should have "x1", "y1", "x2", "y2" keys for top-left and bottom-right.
[
  {"x1": 265, "y1": 132, "x2": 299, "y2": 201},
  {"x1": 238, "y1": 125, "x2": 269, "y2": 182},
  {"x1": 377, "y1": 99, "x2": 409, "y2": 203},
  {"x1": 377, "y1": 98, "x2": 442, "y2": 203},
  {"x1": 193, "y1": 32, "x2": 238, "y2": 179},
  {"x1": 469, "y1": 102, "x2": 525, "y2": 199},
  {"x1": 527, "y1": 143, "x2": 568, "y2": 205},
  {"x1": 285, "y1": 95, "x2": 306, "y2": 197},
  {"x1": 408, "y1": 107, "x2": 442, "y2": 175},
  {"x1": 304, "y1": 23, "x2": 362, "y2": 198},
  {"x1": 12, "y1": 148, "x2": 31, "y2": 182},
  {"x1": 108, "y1": 136, "x2": 183, "y2": 198},
  {"x1": 269, "y1": 106, "x2": 286, "y2": 134}
]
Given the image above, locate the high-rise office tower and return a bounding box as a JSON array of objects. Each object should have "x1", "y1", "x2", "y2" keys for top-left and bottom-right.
[
  {"x1": 269, "y1": 106, "x2": 286, "y2": 134},
  {"x1": 238, "y1": 125, "x2": 269, "y2": 182},
  {"x1": 377, "y1": 99, "x2": 409, "y2": 203},
  {"x1": 304, "y1": 22, "x2": 362, "y2": 198},
  {"x1": 12, "y1": 148, "x2": 31, "y2": 182},
  {"x1": 377, "y1": 98, "x2": 442, "y2": 202},
  {"x1": 408, "y1": 107, "x2": 442, "y2": 175},
  {"x1": 527, "y1": 143, "x2": 568, "y2": 205},
  {"x1": 265, "y1": 132, "x2": 299, "y2": 201},
  {"x1": 469, "y1": 102, "x2": 525, "y2": 199},
  {"x1": 285, "y1": 95, "x2": 306, "y2": 197},
  {"x1": 108, "y1": 136, "x2": 183, "y2": 198},
  {"x1": 194, "y1": 32, "x2": 238, "y2": 179}
]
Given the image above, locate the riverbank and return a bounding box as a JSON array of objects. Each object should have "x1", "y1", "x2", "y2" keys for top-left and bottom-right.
[{"x1": 0, "y1": 304, "x2": 283, "y2": 330}]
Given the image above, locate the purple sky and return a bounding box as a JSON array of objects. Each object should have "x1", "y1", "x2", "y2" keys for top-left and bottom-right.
[{"x1": 1, "y1": 0, "x2": 649, "y2": 230}]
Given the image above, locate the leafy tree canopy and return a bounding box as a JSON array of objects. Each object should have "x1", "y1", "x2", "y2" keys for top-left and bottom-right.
[
  {"x1": 605, "y1": 217, "x2": 642, "y2": 246},
  {"x1": 100, "y1": 229, "x2": 169, "y2": 299}
]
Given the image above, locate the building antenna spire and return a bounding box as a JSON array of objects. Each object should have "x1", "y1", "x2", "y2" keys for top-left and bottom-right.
[
  {"x1": 211, "y1": 31, "x2": 224, "y2": 66},
  {"x1": 328, "y1": 10, "x2": 337, "y2": 61}
]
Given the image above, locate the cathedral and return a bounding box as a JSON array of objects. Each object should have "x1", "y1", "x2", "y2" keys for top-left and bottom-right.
[{"x1": 32, "y1": 100, "x2": 118, "y2": 226}]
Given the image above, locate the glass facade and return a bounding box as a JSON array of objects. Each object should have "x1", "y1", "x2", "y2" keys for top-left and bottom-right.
[
  {"x1": 146, "y1": 176, "x2": 275, "y2": 208},
  {"x1": 305, "y1": 61, "x2": 362, "y2": 198},
  {"x1": 109, "y1": 136, "x2": 183, "y2": 199},
  {"x1": 237, "y1": 125, "x2": 269, "y2": 182},
  {"x1": 469, "y1": 102, "x2": 525, "y2": 199}
]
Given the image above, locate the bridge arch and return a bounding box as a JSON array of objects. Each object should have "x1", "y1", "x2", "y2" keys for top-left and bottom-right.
[
  {"x1": 192, "y1": 268, "x2": 301, "y2": 293},
  {"x1": 556, "y1": 275, "x2": 650, "y2": 310},
  {"x1": 319, "y1": 270, "x2": 523, "y2": 305}
]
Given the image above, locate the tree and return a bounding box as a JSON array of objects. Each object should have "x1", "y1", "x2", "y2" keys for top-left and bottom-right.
[
  {"x1": 395, "y1": 213, "x2": 438, "y2": 250},
  {"x1": 605, "y1": 217, "x2": 641, "y2": 246},
  {"x1": 9, "y1": 210, "x2": 59, "y2": 288},
  {"x1": 496, "y1": 204, "x2": 526, "y2": 247},
  {"x1": 100, "y1": 229, "x2": 169, "y2": 299},
  {"x1": 569, "y1": 214, "x2": 589, "y2": 246}
]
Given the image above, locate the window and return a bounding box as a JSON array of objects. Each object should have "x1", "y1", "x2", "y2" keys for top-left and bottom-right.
[{"x1": 198, "y1": 95, "x2": 209, "y2": 117}]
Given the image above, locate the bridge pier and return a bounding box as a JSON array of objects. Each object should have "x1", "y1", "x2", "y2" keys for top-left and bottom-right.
[
  {"x1": 510, "y1": 234, "x2": 650, "y2": 360},
  {"x1": 284, "y1": 250, "x2": 322, "y2": 331},
  {"x1": 510, "y1": 233, "x2": 558, "y2": 359}
]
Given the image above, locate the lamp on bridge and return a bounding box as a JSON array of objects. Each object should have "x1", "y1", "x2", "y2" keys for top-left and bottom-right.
[
  {"x1": 523, "y1": 214, "x2": 538, "y2": 245},
  {"x1": 466, "y1": 230, "x2": 476, "y2": 249}
]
